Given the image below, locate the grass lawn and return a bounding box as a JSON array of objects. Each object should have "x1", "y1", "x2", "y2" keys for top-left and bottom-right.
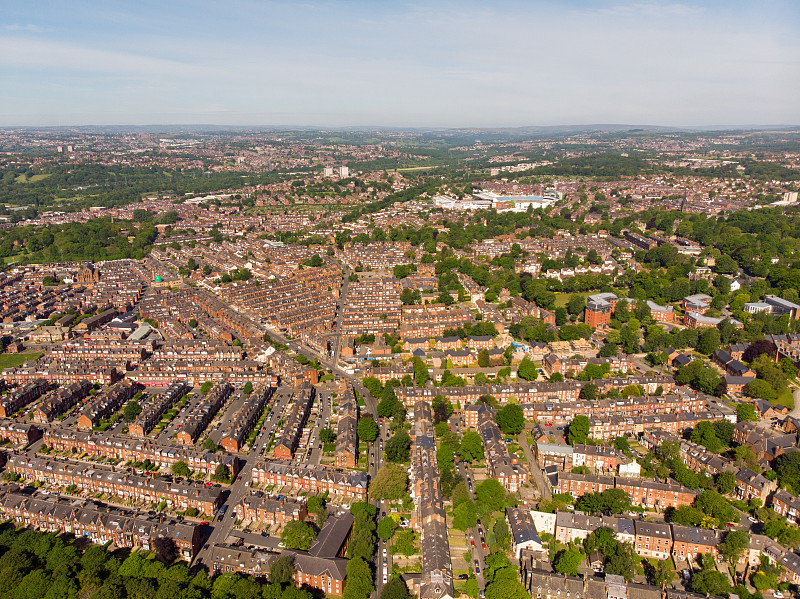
[
  {"x1": 0, "y1": 351, "x2": 44, "y2": 369},
  {"x1": 772, "y1": 389, "x2": 795, "y2": 410},
  {"x1": 554, "y1": 292, "x2": 590, "y2": 308}
]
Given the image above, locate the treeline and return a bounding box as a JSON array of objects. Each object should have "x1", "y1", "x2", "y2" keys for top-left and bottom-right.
[
  {"x1": 0, "y1": 164, "x2": 289, "y2": 213},
  {"x1": 0, "y1": 218, "x2": 157, "y2": 263},
  {"x1": 0, "y1": 523, "x2": 326, "y2": 599}
]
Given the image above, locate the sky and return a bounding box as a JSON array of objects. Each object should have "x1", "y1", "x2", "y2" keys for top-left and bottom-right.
[{"x1": 1, "y1": 0, "x2": 799, "y2": 128}]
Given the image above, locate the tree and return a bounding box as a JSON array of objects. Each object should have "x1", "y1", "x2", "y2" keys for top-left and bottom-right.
[
  {"x1": 377, "y1": 516, "x2": 398, "y2": 541},
  {"x1": 453, "y1": 499, "x2": 478, "y2": 530},
  {"x1": 380, "y1": 577, "x2": 411, "y2": 599},
  {"x1": 691, "y1": 421, "x2": 723, "y2": 453},
  {"x1": 745, "y1": 378, "x2": 777, "y2": 401},
  {"x1": 719, "y1": 530, "x2": 749, "y2": 565},
  {"x1": 691, "y1": 567, "x2": 730, "y2": 596},
  {"x1": 431, "y1": 395, "x2": 454, "y2": 424},
  {"x1": 123, "y1": 400, "x2": 141, "y2": 422},
  {"x1": 475, "y1": 479, "x2": 506, "y2": 512},
  {"x1": 485, "y1": 577, "x2": 528, "y2": 599},
  {"x1": 344, "y1": 558, "x2": 374, "y2": 599},
  {"x1": 517, "y1": 358, "x2": 537, "y2": 381},
  {"x1": 605, "y1": 542, "x2": 637, "y2": 581},
  {"x1": 459, "y1": 430, "x2": 484, "y2": 462},
  {"x1": 281, "y1": 520, "x2": 316, "y2": 551},
  {"x1": 152, "y1": 536, "x2": 178, "y2": 563},
  {"x1": 653, "y1": 559, "x2": 675, "y2": 588},
  {"x1": 553, "y1": 548, "x2": 582, "y2": 576},
  {"x1": 269, "y1": 555, "x2": 295, "y2": 585},
  {"x1": 775, "y1": 451, "x2": 800, "y2": 494},
  {"x1": 477, "y1": 349, "x2": 491, "y2": 368},
  {"x1": 319, "y1": 427, "x2": 336, "y2": 443},
  {"x1": 697, "y1": 328, "x2": 721, "y2": 355},
  {"x1": 370, "y1": 464, "x2": 409, "y2": 500},
  {"x1": 170, "y1": 461, "x2": 190, "y2": 478},
  {"x1": 377, "y1": 396, "x2": 399, "y2": 418},
  {"x1": 493, "y1": 516, "x2": 510, "y2": 546},
  {"x1": 576, "y1": 488, "x2": 631, "y2": 515},
  {"x1": 212, "y1": 462, "x2": 229, "y2": 483},
  {"x1": 568, "y1": 415, "x2": 590, "y2": 444},
  {"x1": 567, "y1": 294, "x2": 586, "y2": 316},
  {"x1": 413, "y1": 357, "x2": 430, "y2": 386},
  {"x1": 612, "y1": 436, "x2": 631, "y2": 456},
  {"x1": 715, "y1": 471, "x2": 736, "y2": 495},
  {"x1": 200, "y1": 381, "x2": 213, "y2": 395},
  {"x1": 357, "y1": 417, "x2": 379, "y2": 443},
  {"x1": 363, "y1": 377, "x2": 383, "y2": 397},
  {"x1": 580, "y1": 383, "x2": 599, "y2": 400},
  {"x1": 734, "y1": 402, "x2": 758, "y2": 423},
  {"x1": 584, "y1": 526, "x2": 617, "y2": 556},
  {"x1": 676, "y1": 359, "x2": 721, "y2": 394},
  {"x1": 385, "y1": 430, "x2": 411, "y2": 463},
  {"x1": 496, "y1": 404, "x2": 524, "y2": 435}
]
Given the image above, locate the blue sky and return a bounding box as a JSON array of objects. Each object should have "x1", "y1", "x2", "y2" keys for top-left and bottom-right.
[{"x1": 1, "y1": 1, "x2": 798, "y2": 127}]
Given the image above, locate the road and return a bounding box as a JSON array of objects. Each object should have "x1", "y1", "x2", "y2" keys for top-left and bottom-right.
[
  {"x1": 518, "y1": 427, "x2": 551, "y2": 500},
  {"x1": 456, "y1": 459, "x2": 488, "y2": 591},
  {"x1": 208, "y1": 269, "x2": 395, "y2": 590},
  {"x1": 331, "y1": 268, "x2": 351, "y2": 365},
  {"x1": 193, "y1": 386, "x2": 294, "y2": 567},
  {"x1": 790, "y1": 387, "x2": 800, "y2": 419}
]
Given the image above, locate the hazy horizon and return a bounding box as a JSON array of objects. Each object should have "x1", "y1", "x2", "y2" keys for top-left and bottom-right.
[{"x1": 2, "y1": 0, "x2": 799, "y2": 128}]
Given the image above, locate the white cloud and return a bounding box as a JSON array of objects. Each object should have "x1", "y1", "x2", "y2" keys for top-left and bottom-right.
[{"x1": 3, "y1": 23, "x2": 47, "y2": 33}]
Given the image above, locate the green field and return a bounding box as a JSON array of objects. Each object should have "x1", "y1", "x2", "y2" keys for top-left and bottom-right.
[
  {"x1": 15, "y1": 174, "x2": 51, "y2": 184},
  {"x1": 772, "y1": 389, "x2": 796, "y2": 410},
  {"x1": 0, "y1": 351, "x2": 44, "y2": 369},
  {"x1": 554, "y1": 292, "x2": 589, "y2": 308}
]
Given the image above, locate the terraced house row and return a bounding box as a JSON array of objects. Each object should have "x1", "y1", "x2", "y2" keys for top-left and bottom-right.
[
  {"x1": 0, "y1": 486, "x2": 201, "y2": 560},
  {"x1": 46, "y1": 338, "x2": 154, "y2": 363},
  {"x1": 0, "y1": 378, "x2": 50, "y2": 418},
  {"x1": 76, "y1": 379, "x2": 139, "y2": 429},
  {"x1": 334, "y1": 390, "x2": 358, "y2": 468},
  {"x1": 218, "y1": 383, "x2": 274, "y2": 452},
  {"x1": 1, "y1": 361, "x2": 122, "y2": 386},
  {"x1": 588, "y1": 410, "x2": 726, "y2": 440},
  {"x1": 554, "y1": 471, "x2": 697, "y2": 509},
  {"x1": 173, "y1": 381, "x2": 233, "y2": 445},
  {"x1": 7, "y1": 455, "x2": 223, "y2": 515},
  {"x1": 409, "y1": 400, "x2": 455, "y2": 599},
  {"x1": 553, "y1": 511, "x2": 718, "y2": 561},
  {"x1": 475, "y1": 403, "x2": 528, "y2": 492},
  {"x1": 249, "y1": 461, "x2": 369, "y2": 500},
  {"x1": 129, "y1": 381, "x2": 190, "y2": 437},
  {"x1": 234, "y1": 492, "x2": 307, "y2": 526},
  {"x1": 42, "y1": 429, "x2": 240, "y2": 477},
  {"x1": 128, "y1": 363, "x2": 278, "y2": 388},
  {"x1": 219, "y1": 269, "x2": 341, "y2": 336},
  {"x1": 273, "y1": 386, "x2": 314, "y2": 459},
  {"x1": 462, "y1": 390, "x2": 705, "y2": 429},
  {"x1": 31, "y1": 380, "x2": 92, "y2": 423},
  {"x1": 401, "y1": 382, "x2": 581, "y2": 412}
]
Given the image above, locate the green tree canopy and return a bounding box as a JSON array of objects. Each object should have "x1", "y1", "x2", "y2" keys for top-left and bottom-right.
[
  {"x1": 357, "y1": 417, "x2": 379, "y2": 443},
  {"x1": 568, "y1": 414, "x2": 590, "y2": 444},
  {"x1": 280, "y1": 520, "x2": 316, "y2": 551},
  {"x1": 496, "y1": 404, "x2": 524, "y2": 435},
  {"x1": 370, "y1": 464, "x2": 409, "y2": 500}
]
